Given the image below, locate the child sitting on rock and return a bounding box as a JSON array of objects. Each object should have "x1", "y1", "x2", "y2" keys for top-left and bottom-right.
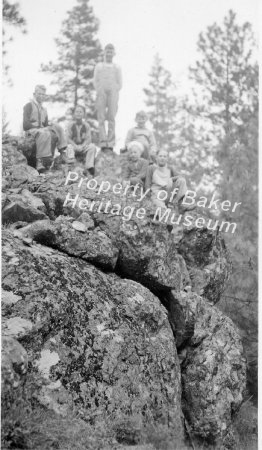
[
  {"x1": 67, "y1": 105, "x2": 97, "y2": 176},
  {"x1": 124, "y1": 111, "x2": 157, "y2": 163},
  {"x1": 121, "y1": 141, "x2": 149, "y2": 188}
]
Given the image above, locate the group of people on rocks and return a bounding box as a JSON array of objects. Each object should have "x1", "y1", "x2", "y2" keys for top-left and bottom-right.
[{"x1": 23, "y1": 43, "x2": 193, "y2": 213}]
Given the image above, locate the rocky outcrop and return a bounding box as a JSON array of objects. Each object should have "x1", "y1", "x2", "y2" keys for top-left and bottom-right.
[
  {"x1": 2, "y1": 188, "x2": 48, "y2": 224},
  {"x1": 168, "y1": 291, "x2": 246, "y2": 443},
  {"x1": 1, "y1": 138, "x2": 246, "y2": 449},
  {"x1": 178, "y1": 225, "x2": 231, "y2": 304},
  {"x1": 2, "y1": 336, "x2": 28, "y2": 406},
  {"x1": 2, "y1": 230, "x2": 184, "y2": 447},
  {"x1": 2, "y1": 136, "x2": 28, "y2": 171},
  {"x1": 3, "y1": 166, "x2": 230, "y2": 298}
]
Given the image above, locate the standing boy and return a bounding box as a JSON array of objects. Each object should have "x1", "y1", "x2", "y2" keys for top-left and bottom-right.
[
  {"x1": 67, "y1": 105, "x2": 96, "y2": 176},
  {"x1": 125, "y1": 111, "x2": 157, "y2": 162},
  {"x1": 93, "y1": 44, "x2": 122, "y2": 150}
]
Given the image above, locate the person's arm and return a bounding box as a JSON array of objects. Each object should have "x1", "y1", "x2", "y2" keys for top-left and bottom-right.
[
  {"x1": 116, "y1": 65, "x2": 122, "y2": 90},
  {"x1": 170, "y1": 166, "x2": 180, "y2": 178},
  {"x1": 93, "y1": 63, "x2": 100, "y2": 91},
  {"x1": 43, "y1": 111, "x2": 49, "y2": 128},
  {"x1": 82, "y1": 122, "x2": 92, "y2": 146},
  {"x1": 67, "y1": 123, "x2": 78, "y2": 148},
  {"x1": 125, "y1": 128, "x2": 134, "y2": 147},
  {"x1": 130, "y1": 159, "x2": 149, "y2": 184},
  {"x1": 121, "y1": 162, "x2": 131, "y2": 181},
  {"x1": 148, "y1": 130, "x2": 157, "y2": 153},
  {"x1": 23, "y1": 103, "x2": 34, "y2": 131},
  {"x1": 144, "y1": 165, "x2": 154, "y2": 193}
]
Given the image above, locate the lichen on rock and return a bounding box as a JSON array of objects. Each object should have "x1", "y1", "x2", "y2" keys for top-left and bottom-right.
[
  {"x1": 2, "y1": 229, "x2": 184, "y2": 445},
  {"x1": 1, "y1": 138, "x2": 247, "y2": 449}
]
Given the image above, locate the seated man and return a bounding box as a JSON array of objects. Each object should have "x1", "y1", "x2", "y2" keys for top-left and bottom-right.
[
  {"x1": 121, "y1": 141, "x2": 149, "y2": 188},
  {"x1": 125, "y1": 110, "x2": 157, "y2": 163},
  {"x1": 145, "y1": 149, "x2": 194, "y2": 212},
  {"x1": 67, "y1": 105, "x2": 97, "y2": 176},
  {"x1": 23, "y1": 84, "x2": 67, "y2": 173}
]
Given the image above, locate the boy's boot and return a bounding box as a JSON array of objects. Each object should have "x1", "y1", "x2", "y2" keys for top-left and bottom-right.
[
  {"x1": 83, "y1": 167, "x2": 95, "y2": 177},
  {"x1": 178, "y1": 198, "x2": 196, "y2": 213},
  {"x1": 36, "y1": 158, "x2": 45, "y2": 173},
  {"x1": 59, "y1": 149, "x2": 68, "y2": 164}
]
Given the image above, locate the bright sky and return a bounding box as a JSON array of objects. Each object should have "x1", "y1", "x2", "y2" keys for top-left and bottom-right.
[{"x1": 2, "y1": 0, "x2": 258, "y2": 149}]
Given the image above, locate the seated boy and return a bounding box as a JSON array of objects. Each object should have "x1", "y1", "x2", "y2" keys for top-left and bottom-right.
[
  {"x1": 145, "y1": 149, "x2": 195, "y2": 213},
  {"x1": 125, "y1": 111, "x2": 157, "y2": 163},
  {"x1": 67, "y1": 105, "x2": 97, "y2": 176},
  {"x1": 121, "y1": 141, "x2": 149, "y2": 188}
]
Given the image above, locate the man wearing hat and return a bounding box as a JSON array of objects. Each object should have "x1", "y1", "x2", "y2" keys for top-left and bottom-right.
[
  {"x1": 23, "y1": 85, "x2": 67, "y2": 172},
  {"x1": 93, "y1": 44, "x2": 122, "y2": 150}
]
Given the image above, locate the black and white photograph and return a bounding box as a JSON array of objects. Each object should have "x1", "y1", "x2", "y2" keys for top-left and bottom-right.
[{"x1": 1, "y1": 0, "x2": 259, "y2": 449}]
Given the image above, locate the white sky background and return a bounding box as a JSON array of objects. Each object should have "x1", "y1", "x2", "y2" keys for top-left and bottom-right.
[{"x1": 2, "y1": 0, "x2": 258, "y2": 149}]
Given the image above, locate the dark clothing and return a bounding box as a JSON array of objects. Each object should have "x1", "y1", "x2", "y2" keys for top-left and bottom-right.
[
  {"x1": 23, "y1": 99, "x2": 67, "y2": 160},
  {"x1": 67, "y1": 121, "x2": 92, "y2": 145},
  {"x1": 122, "y1": 158, "x2": 149, "y2": 185},
  {"x1": 23, "y1": 101, "x2": 48, "y2": 131}
]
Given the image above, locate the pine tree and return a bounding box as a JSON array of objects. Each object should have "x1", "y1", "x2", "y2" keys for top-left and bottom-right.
[
  {"x1": 190, "y1": 9, "x2": 257, "y2": 138},
  {"x1": 143, "y1": 55, "x2": 217, "y2": 189},
  {"x1": 143, "y1": 54, "x2": 178, "y2": 151},
  {"x1": 2, "y1": 0, "x2": 27, "y2": 81},
  {"x1": 190, "y1": 10, "x2": 258, "y2": 398},
  {"x1": 41, "y1": 0, "x2": 102, "y2": 133},
  {"x1": 2, "y1": 106, "x2": 10, "y2": 135}
]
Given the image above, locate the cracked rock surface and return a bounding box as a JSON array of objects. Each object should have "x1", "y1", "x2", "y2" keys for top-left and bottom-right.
[
  {"x1": 2, "y1": 229, "x2": 184, "y2": 445},
  {"x1": 1, "y1": 138, "x2": 246, "y2": 449}
]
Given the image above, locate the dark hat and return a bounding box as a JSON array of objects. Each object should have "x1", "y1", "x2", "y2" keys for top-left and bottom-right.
[{"x1": 104, "y1": 43, "x2": 115, "y2": 50}]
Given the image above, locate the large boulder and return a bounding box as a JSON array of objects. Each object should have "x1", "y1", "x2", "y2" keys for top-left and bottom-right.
[
  {"x1": 14, "y1": 217, "x2": 119, "y2": 271},
  {"x1": 177, "y1": 222, "x2": 231, "y2": 303},
  {"x1": 2, "y1": 229, "x2": 184, "y2": 446},
  {"x1": 168, "y1": 291, "x2": 246, "y2": 444},
  {"x1": 21, "y1": 172, "x2": 230, "y2": 298},
  {"x1": 2, "y1": 189, "x2": 47, "y2": 224},
  {"x1": 17, "y1": 135, "x2": 36, "y2": 167},
  {"x1": 2, "y1": 139, "x2": 246, "y2": 448},
  {"x1": 2, "y1": 138, "x2": 28, "y2": 172},
  {"x1": 1, "y1": 336, "x2": 29, "y2": 449},
  {"x1": 1, "y1": 336, "x2": 28, "y2": 400}
]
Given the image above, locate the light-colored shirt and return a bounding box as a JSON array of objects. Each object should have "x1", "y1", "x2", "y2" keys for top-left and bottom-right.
[
  {"x1": 125, "y1": 127, "x2": 156, "y2": 160},
  {"x1": 93, "y1": 62, "x2": 122, "y2": 92},
  {"x1": 151, "y1": 167, "x2": 173, "y2": 196}
]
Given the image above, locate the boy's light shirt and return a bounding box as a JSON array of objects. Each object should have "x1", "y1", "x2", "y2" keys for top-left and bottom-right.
[{"x1": 93, "y1": 61, "x2": 122, "y2": 91}]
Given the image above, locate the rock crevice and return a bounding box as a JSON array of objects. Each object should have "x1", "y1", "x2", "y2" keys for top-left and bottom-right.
[{"x1": 1, "y1": 139, "x2": 246, "y2": 449}]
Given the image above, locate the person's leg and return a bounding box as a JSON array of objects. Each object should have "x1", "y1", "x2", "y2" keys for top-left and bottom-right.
[
  {"x1": 96, "y1": 90, "x2": 107, "y2": 148},
  {"x1": 83, "y1": 143, "x2": 97, "y2": 173},
  {"x1": 151, "y1": 191, "x2": 167, "y2": 209},
  {"x1": 35, "y1": 130, "x2": 52, "y2": 158},
  {"x1": 170, "y1": 176, "x2": 195, "y2": 212},
  {"x1": 34, "y1": 129, "x2": 52, "y2": 172},
  {"x1": 171, "y1": 176, "x2": 187, "y2": 203},
  {"x1": 50, "y1": 130, "x2": 59, "y2": 156},
  {"x1": 48, "y1": 124, "x2": 67, "y2": 150},
  {"x1": 107, "y1": 89, "x2": 119, "y2": 148}
]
